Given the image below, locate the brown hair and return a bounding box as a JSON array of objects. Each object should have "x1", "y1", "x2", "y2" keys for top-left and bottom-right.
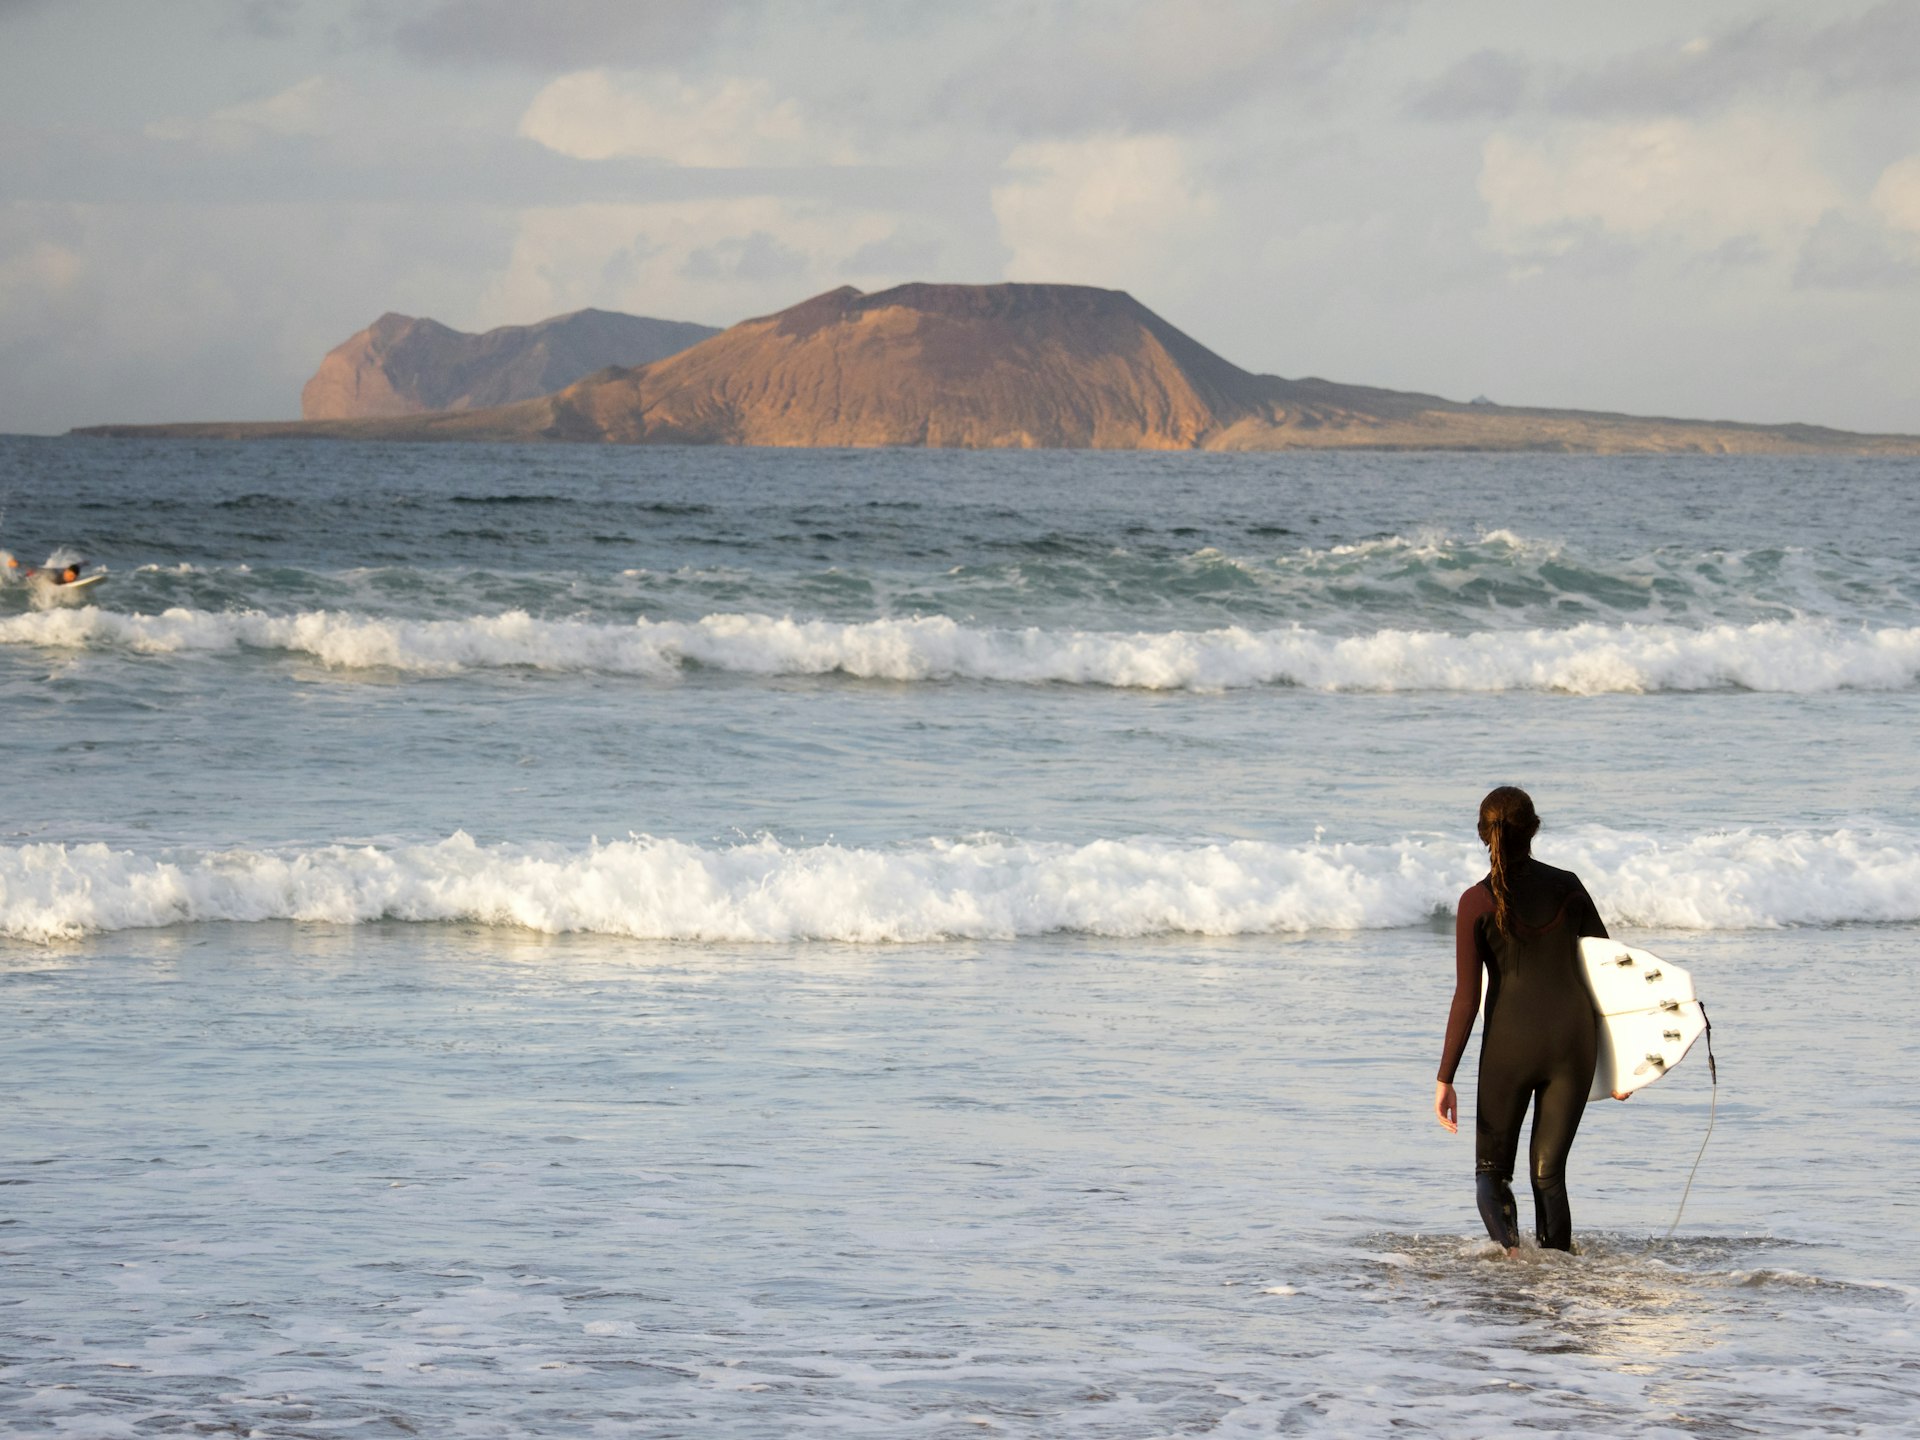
[{"x1": 1477, "y1": 786, "x2": 1540, "y2": 936}]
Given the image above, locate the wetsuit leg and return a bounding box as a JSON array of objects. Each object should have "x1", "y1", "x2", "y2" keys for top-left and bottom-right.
[
  {"x1": 1473, "y1": 1067, "x2": 1532, "y2": 1249},
  {"x1": 1476, "y1": 1171, "x2": 1519, "y2": 1250},
  {"x1": 1526, "y1": 1067, "x2": 1589, "y2": 1251}
]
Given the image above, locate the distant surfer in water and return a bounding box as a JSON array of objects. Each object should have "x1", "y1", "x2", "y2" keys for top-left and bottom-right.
[{"x1": 1433, "y1": 786, "x2": 1616, "y2": 1254}]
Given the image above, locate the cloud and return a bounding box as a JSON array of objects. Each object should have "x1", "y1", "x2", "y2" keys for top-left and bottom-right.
[
  {"x1": 1800, "y1": 0, "x2": 1920, "y2": 91},
  {"x1": 1478, "y1": 116, "x2": 1840, "y2": 260},
  {"x1": 1870, "y1": 154, "x2": 1920, "y2": 235},
  {"x1": 492, "y1": 2, "x2": 1415, "y2": 170},
  {"x1": 519, "y1": 71, "x2": 843, "y2": 166},
  {"x1": 473, "y1": 198, "x2": 898, "y2": 328},
  {"x1": 680, "y1": 229, "x2": 806, "y2": 283},
  {"x1": 991, "y1": 134, "x2": 1217, "y2": 289},
  {"x1": 839, "y1": 227, "x2": 947, "y2": 280},
  {"x1": 1404, "y1": 49, "x2": 1530, "y2": 121},
  {"x1": 927, "y1": 0, "x2": 1411, "y2": 136},
  {"x1": 385, "y1": 0, "x2": 737, "y2": 71},
  {"x1": 1552, "y1": 3, "x2": 1920, "y2": 119},
  {"x1": 0, "y1": 238, "x2": 83, "y2": 322},
  {"x1": 1403, "y1": 4, "x2": 1920, "y2": 126},
  {"x1": 1792, "y1": 209, "x2": 1920, "y2": 290},
  {"x1": 146, "y1": 75, "x2": 344, "y2": 149},
  {"x1": 384, "y1": 0, "x2": 1410, "y2": 130},
  {"x1": 1791, "y1": 154, "x2": 1920, "y2": 290},
  {"x1": 211, "y1": 74, "x2": 338, "y2": 135},
  {"x1": 1700, "y1": 234, "x2": 1773, "y2": 271},
  {"x1": 0, "y1": 198, "x2": 518, "y2": 431},
  {"x1": 231, "y1": 0, "x2": 302, "y2": 40},
  {"x1": 0, "y1": 120, "x2": 935, "y2": 212}
]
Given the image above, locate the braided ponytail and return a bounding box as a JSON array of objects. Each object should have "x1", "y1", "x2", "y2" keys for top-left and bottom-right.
[{"x1": 1477, "y1": 786, "x2": 1540, "y2": 936}]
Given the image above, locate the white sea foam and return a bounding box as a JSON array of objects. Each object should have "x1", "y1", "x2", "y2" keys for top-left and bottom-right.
[
  {"x1": 1312, "y1": 528, "x2": 1556, "y2": 562},
  {"x1": 4, "y1": 606, "x2": 1920, "y2": 693},
  {"x1": 4, "y1": 827, "x2": 1916, "y2": 944}
]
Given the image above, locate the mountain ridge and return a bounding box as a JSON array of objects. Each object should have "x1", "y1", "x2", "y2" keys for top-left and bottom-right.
[
  {"x1": 79, "y1": 283, "x2": 1920, "y2": 454},
  {"x1": 299, "y1": 307, "x2": 720, "y2": 420}
]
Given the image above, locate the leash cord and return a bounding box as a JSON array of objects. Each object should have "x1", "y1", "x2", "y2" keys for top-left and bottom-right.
[{"x1": 1663, "y1": 1003, "x2": 1716, "y2": 1244}]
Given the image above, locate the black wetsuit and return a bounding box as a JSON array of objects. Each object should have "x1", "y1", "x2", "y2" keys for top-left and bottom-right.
[{"x1": 1438, "y1": 858, "x2": 1608, "y2": 1250}]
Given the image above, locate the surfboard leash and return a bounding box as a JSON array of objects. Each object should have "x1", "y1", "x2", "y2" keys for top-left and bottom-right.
[{"x1": 1662, "y1": 1003, "x2": 1716, "y2": 1244}]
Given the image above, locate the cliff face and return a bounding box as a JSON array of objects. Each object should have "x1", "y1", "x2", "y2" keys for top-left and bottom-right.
[
  {"x1": 299, "y1": 308, "x2": 719, "y2": 420},
  {"x1": 80, "y1": 282, "x2": 1920, "y2": 454}
]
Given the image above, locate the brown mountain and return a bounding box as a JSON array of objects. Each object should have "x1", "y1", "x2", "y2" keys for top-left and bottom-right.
[
  {"x1": 80, "y1": 283, "x2": 1920, "y2": 453},
  {"x1": 524, "y1": 283, "x2": 1270, "y2": 448},
  {"x1": 299, "y1": 308, "x2": 720, "y2": 420}
]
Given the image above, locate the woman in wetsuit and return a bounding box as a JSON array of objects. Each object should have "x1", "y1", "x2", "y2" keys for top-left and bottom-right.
[{"x1": 1433, "y1": 786, "x2": 1615, "y2": 1253}]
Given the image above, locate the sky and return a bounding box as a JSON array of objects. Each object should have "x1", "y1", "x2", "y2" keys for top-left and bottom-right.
[{"x1": 2, "y1": 0, "x2": 1918, "y2": 435}]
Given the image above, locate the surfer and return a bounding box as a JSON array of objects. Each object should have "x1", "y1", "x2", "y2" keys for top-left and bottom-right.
[{"x1": 1433, "y1": 786, "x2": 1614, "y2": 1254}]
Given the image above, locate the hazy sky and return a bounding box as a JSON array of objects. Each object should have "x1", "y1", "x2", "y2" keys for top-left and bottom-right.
[{"x1": 3, "y1": 0, "x2": 1918, "y2": 434}]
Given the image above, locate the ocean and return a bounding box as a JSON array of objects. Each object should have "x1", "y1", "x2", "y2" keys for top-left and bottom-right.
[{"x1": 1, "y1": 437, "x2": 1916, "y2": 1436}]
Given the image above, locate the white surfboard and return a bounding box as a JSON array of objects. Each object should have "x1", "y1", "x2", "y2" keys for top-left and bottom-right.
[{"x1": 1580, "y1": 937, "x2": 1707, "y2": 1099}]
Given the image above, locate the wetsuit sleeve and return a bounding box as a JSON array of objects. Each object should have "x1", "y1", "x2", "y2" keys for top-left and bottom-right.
[
  {"x1": 1570, "y1": 879, "x2": 1609, "y2": 940},
  {"x1": 1437, "y1": 884, "x2": 1493, "y2": 1084}
]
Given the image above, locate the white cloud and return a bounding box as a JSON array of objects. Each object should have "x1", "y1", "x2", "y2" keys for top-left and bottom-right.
[
  {"x1": 209, "y1": 74, "x2": 338, "y2": 136},
  {"x1": 0, "y1": 238, "x2": 81, "y2": 304},
  {"x1": 1791, "y1": 152, "x2": 1920, "y2": 289},
  {"x1": 991, "y1": 134, "x2": 1217, "y2": 289},
  {"x1": 1869, "y1": 154, "x2": 1920, "y2": 237},
  {"x1": 0, "y1": 198, "x2": 517, "y2": 430},
  {"x1": 925, "y1": 0, "x2": 1410, "y2": 138},
  {"x1": 475, "y1": 199, "x2": 896, "y2": 326},
  {"x1": 1478, "y1": 115, "x2": 1841, "y2": 259},
  {"x1": 518, "y1": 71, "x2": 847, "y2": 166},
  {"x1": 146, "y1": 75, "x2": 344, "y2": 149}
]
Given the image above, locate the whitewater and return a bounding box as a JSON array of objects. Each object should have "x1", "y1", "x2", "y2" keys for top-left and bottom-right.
[
  {"x1": 6, "y1": 825, "x2": 1920, "y2": 944},
  {"x1": 8, "y1": 603, "x2": 1920, "y2": 692},
  {"x1": 3, "y1": 439, "x2": 1917, "y2": 1438}
]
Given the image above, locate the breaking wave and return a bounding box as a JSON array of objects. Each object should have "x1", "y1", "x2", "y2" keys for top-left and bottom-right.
[
  {"x1": 4, "y1": 606, "x2": 1920, "y2": 693},
  {"x1": 4, "y1": 827, "x2": 1917, "y2": 944}
]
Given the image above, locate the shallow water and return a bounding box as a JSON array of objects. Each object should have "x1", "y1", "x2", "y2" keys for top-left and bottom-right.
[
  {"x1": 3, "y1": 924, "x2": 1913, "y2": 1437},
  {"x1": 1, "y1": 440, "x2": 1917, "y2": 1434}
]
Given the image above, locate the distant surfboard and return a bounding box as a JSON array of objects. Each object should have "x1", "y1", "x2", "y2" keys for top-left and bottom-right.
[{"x1": 1581, "y1": 937, "x2": 1707, "y2": 1099}]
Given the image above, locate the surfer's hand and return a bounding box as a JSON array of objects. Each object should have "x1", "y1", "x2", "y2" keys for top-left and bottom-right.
[
  {"x1": 1434, "y1": 1081, "x2": 1458, "y2": 1133},
  {"x1": 1611, "y1": 1090, "x2": 1632, "y2": 1101}
]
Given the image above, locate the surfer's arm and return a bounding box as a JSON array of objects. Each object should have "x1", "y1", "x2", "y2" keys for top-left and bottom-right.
[{"x1": 1436, "y1": 884, "x2": 1493, "y2": 1089}]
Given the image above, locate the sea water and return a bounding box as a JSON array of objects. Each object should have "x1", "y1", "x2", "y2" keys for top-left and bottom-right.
[{"x1": 0, "y1": 438, "x2": 1915, "y2": 1436}]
